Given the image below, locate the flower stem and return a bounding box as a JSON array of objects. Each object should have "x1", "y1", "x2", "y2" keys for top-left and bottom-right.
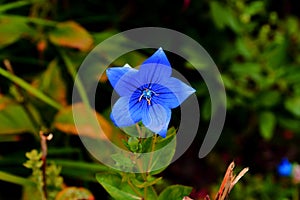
[
  {"x1": 127, "y1": 179, "x2": 143, "y2": 198},
  {"x1": 147, "y1": 134, "x2": 157, "y2": 175},
  {"x1": 135, "y1": 123, "x2": 143, "y2": 138}
]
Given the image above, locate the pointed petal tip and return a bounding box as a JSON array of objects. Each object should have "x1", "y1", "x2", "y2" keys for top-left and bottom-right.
[
  {"x1": 157, "y1": 47, "x2": 166, "y2": 55},
  {"x1": 190, "y1": 87, "x2": 196, "y2": 94},
  {"x1": 151, "y1": 47, "x2": 166, "y2": 58},
  {"x1": 105, "y1": 68, "x2": 113, "y2": 78},
  {"x1": 157, "y1": 130, "x2": 167, "y2": 138},
  {"x1": 123, "y1": 63, "x2": 132, "y2": 68}
]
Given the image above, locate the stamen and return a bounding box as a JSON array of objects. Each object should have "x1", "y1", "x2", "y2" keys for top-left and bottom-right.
[
  {"x1": 138, "y1": 94, "x2": 144, "y2": 102},
  {"x1": 146, "y1": 98, "x2": 151, "y2": 105},
  {"x1": 138, "y1": 88, "x2": 158, "y2": 105}
]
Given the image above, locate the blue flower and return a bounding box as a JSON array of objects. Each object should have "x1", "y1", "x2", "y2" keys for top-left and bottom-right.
[
  {"x1": 277, "y1": 158, "x2": 292, "y2": 177},
  {"x1": 106, "y1": 48, "x2": 195, "y2": 138}
]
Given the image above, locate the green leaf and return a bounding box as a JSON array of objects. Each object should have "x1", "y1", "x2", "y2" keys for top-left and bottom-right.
[
  {"x1": 49, "y1": 21, "x2": 93, "y2": 51},
  {"x1": 244, "y1": 1, "x2": 265, "y2": 16},
  {"x1": 0, "y1": 67, "x2": 62, "y2": 110},
  {"x1": 254, "y1": 91, "x2": 281, "y2": 108},
  {"x1": 111, "y1": 153, "x2": 135, "y2": 170},
  {"x1": 158, "y1": 185, "x2": 192, "y2": 200},
  {"x1": 144, "y1": 186, "x2": 158, "y2": 200},
  {"x1": 286, "y1": 17, "x2": 299, "y2": 36},
  {"x1": 48, "y1": 159, "x2": 108, "y2": 182},
  {"x1": 96, "y1": 173, "x2": 142, "y2": 200},
  {"x1": 284, "y1": 66, "x2": 300, "y2": 85},
  {"x1": 259, "y1": 111, "x2": 276, "y2": 140},
  {"x1": 210, "y1": 1, "x2": 229, "y2": 30},
  {"x1": 235, "y1": 37, "x2": 258, "y2": 59},
  {"x1": 285, "y1": 97, "x2": 300, "y2": 117},
  {"x1": 148, "y1": 128, "x2": 177, "y2": 175},
  {"x1": 210, "y1": 1, "x2": 240, "y2": 33},
  {"x1": 230, "y1": 62, "x2": 261, "y2": 76},
  {"x1": 0, "y1": 16, "x2": 34, "y2": 48},
  {"x1": 265, "y1": 40, "x2": 288, "y2": 69},
  {"x1": 0, "y1": 96, "x2": 36, "y2": 134},
  {"x1": 127, "y1": 137, "x2": 142, "y2": 152},
  {"x1": 22, "y1": 184, "x2": 44, "y2": 200},
  {"x1": 32, "y1": 60, "x2": 67, "y2": 106},
  {"x1": 278, "y1": 117, "x2": 300, "y2": 132},
  {"x1": 154, "y1": 127, "x2": 177, "y2": 150},
  {"x1": 92, "y1": 30, "x2": 118, "y2": 44},
  {"x1": 0, "y1": 1, "x2": 39, "y2": 13}
]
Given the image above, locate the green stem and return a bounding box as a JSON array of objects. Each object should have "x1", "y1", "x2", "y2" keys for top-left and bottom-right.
[
  {"x1": 0, "y1": 171, "x2": 36, "y2": 186},
  {"x1": 294, "y1": 184, "x2": 299, "y2": 200},
  {"x1": 59, "y1": 50, "x2": 100, "y2": 136},
  {"x1": 59, "y1": 50, "x2": 91, "y2": 109},
  {"x1": 27, "y1": 16, "x2": 58, "y2": 27},
  {"x1": 3, "y1": 60, "x2": 42, "y2": 135},
  {"x1": 127, "y1": 179, "x2": 143, "y2": 198},
  {"x1": 144, "y1": 186, "x2": 148, "y2": 200},
  {"x1": 50, "y1": 159, "x2": 109, "y2": 172},
  {"x1": 147, "y1": 134, "x2": 157, "y2": 175},
  {"x1": 0, "y1": 67, "x2": 62, "y2": 110},
  {"x1": 135, "y1": 123, "x2": 143, "y2": 138},
  {"x1": 0, "y1": 14, "x2": 58, "y2": 27},
  {"x1": 0, "y1": 0, "x2": 38, "y2": 13}
]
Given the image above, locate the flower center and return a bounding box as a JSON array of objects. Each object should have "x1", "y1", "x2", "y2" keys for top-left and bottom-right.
[{"x1": 138, "y1": 88, "x2": 158, "y2": 105}]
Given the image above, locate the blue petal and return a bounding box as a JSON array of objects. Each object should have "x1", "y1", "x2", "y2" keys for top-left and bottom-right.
[
  {"x1": 138, "y1": 48, "x2": 172, "y2": 84},
  {"x1": 151, "y1": 84, "x2": 178, "y2": 109},
  {"x1": 111, "y1": 96, "x2": 145, "y2": 127},
  {"x1": 277, "y1": 158, "x2": 292, "y2": 177},
  {"x1": 106, "y1": 65, "x2": 141, "y2": 96},
  {"x1": 157, "y1": 123, "x2": 168, "y2": 138},
  {"x1": 160, "y1": 77, "x2": 195, "y2": 108},
  {"x1": 142, "y1": 103, "x2": 171, "y2": 138},
  {"x1": 106, "y1": 64, "x2": 134, "y2": 88}
]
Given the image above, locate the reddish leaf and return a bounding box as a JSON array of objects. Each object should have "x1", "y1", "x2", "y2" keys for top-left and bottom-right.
[
  {"x1": 49, "y1": 21, "x2": 93, "y2": 51},
  {"x1": 53, "y1": 103, "x2": 114, "y2": 139}
]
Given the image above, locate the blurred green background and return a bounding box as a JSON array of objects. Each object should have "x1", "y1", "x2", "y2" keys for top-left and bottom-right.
[{"x1": 0, "y1": 0, "x2": 300, "y2": 199}]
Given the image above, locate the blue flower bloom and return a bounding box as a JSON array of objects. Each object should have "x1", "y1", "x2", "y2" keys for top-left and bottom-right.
[
  {"x1": 277, "y1": 158, "x2": 292, "y2": 177},
  {"x1": 106, "y1": 48, "x2": 195, "y2": 138}
]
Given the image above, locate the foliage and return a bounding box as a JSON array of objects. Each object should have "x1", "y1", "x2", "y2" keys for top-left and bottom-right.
[
  {"x1": 18, "y1": 149, "x2": 94, "y2": 200},
  {"x1": 0, "y1": 0, "x2": 299, "y2": 199}
]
